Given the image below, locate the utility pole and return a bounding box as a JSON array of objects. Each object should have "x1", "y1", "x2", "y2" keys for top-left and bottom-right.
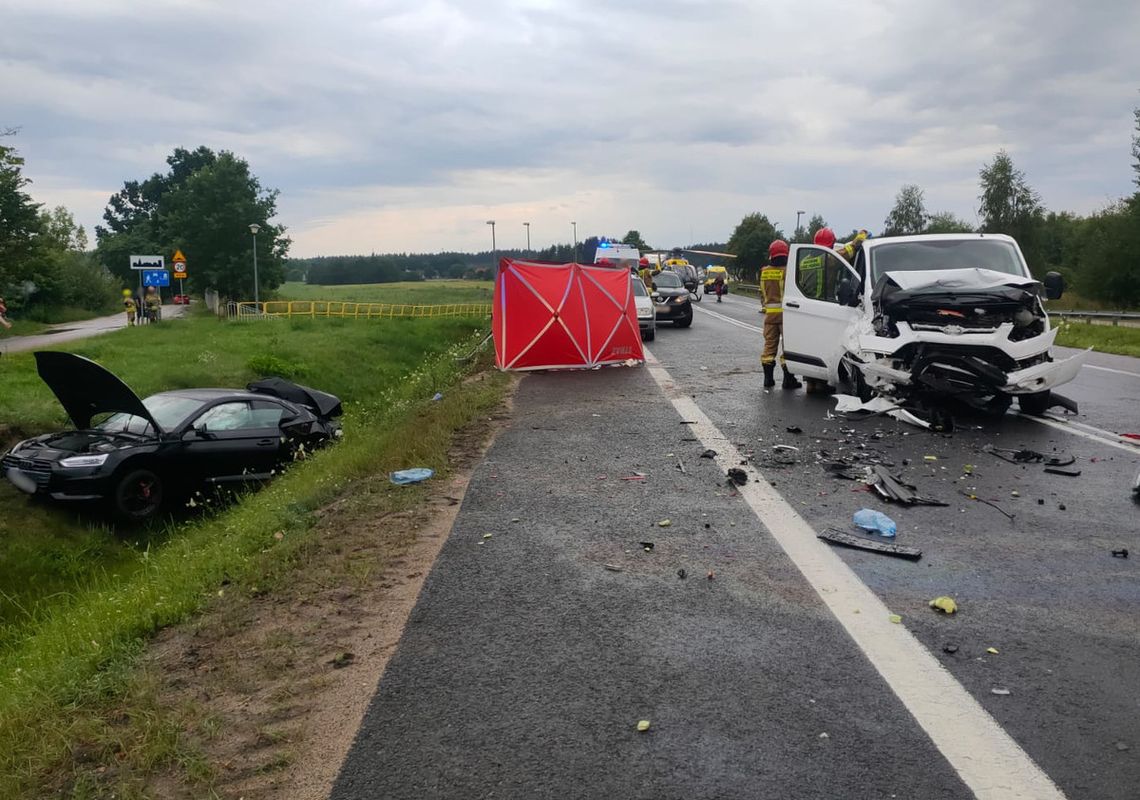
[
  {"x1": 795, "y1": 210, "x2": 805, "y2": 240},
  {"x1": 523, "y1": 222, "x2": 531, "y2": 253},
  {"x1": 571, "y1": 221, "x2": 578, "y2": 262},
  {"x1": 486, "y1": 220, "x2": 497, "y2": 271},
  {"x1": 248, "y1": 223, "x2": 261, "y2": 306}
]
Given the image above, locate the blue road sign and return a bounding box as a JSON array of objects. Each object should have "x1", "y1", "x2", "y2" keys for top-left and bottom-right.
[{"x1": 142, "y1": 269, "x2": 171, "y2": 287}]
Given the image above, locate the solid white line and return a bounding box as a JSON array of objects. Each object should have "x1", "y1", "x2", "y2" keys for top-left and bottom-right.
[
  {"x1": 1084, "y1": 364, "x2": 1140, "y2": 379},
  {"x1": 643, "y1": 351, "x2": 1065, "y2": 800},
  {"x1": 1022, "y1": 414, "x2": 1140, "y2": 453},
  {"x1": 694, "y1": 304, "x2": 764, "y2": 334}
]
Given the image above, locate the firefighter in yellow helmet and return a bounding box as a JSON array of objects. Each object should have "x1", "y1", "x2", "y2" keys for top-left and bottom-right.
[
  {"x1": 122, "y1": 288, "x2": 137, "y2": 327},
  {"x1": 760, "y1": 239, "x2": 801, "y2": 389}
]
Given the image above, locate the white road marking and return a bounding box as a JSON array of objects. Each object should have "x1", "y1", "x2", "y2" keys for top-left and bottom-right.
[
  {"x1": 697, "y1": 303, "x2": 1139, "y2": 454},
  {"x1": 1084, "y1": 363, "x2": 1140, "y2": 379},
  {"x1": 643, "y1": 350, "x2": 1066, "y2": 800}
]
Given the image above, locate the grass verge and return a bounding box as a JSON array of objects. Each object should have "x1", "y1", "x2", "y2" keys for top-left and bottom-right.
[
  {"x1": 1054, "y1": 321, "x2": 1140, "y2": 358},
  {"x1": 276, "y1": 279, "x2": 493, "y2": 305},
  {"x1": 0, "y1": 328, "x2": 506, "y2": 798}
]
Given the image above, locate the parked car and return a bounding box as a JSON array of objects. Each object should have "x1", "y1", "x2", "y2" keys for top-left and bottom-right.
[
  {"x1": 649, "y1": 270, "x2": 694, "y2": 327},
  {"x1": 2, "y1": 352, "x2": 343, "y2": 521},
  {"x1": 780, "y1": 233, "x2": 1086, "y2": 414},
  {"x1": 632, "y1": 273, "x2": 656, "y2": 341},
  {"x1": 173, "y1": 294, "x2": 191, "y2": 305},
  {"x1": 703, "y1": 265, "x2": 729, "y2": 295}
]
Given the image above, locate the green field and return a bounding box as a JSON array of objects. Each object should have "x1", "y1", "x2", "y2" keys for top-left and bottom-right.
[
  {"x1": 1054, "y1": 320, "x2": 1140, "y2": 358},
  {"x1": 278, "y1": 279, "x2": 493, "y2": 305}
]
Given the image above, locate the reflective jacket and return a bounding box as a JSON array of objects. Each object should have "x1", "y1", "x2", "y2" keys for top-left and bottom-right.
[{"x1": 760, "y1": 264, "x2": 786, "y2": 313}]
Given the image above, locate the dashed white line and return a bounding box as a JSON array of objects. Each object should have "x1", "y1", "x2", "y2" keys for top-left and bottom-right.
[{"x1": 644, "y1": 350, "x2": 1064, "y2": 800}]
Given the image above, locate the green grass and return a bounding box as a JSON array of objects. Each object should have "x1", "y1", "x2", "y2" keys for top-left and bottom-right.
[
  {"x1": 0, "y1": 310, "x2": 504, "y2": 796},
  {"x1": 1044, "y1": 290, "x2": 1138, "y2": 313},
  {"x1": 1054, "y1": 320, "x2": 1140, "y2": 358},
  {"x1": 277, "y1": 279, "x2": 493, "y2": 305}
]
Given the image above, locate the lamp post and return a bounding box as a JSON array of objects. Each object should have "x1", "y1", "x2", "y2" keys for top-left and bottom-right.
[
  {"x1": 523, "y1": 222, "x2": 531, "y2": 253},
  {"x1": 248, "y1": 223, "x2": 261, "y2": 307},
  {"x1": 571, "y1": 220, "x2": 578, "y2": 262},
  {"x1": 795, "y1": 210, "x2": 805, "y2": 240},
  {"x1": 486, "y1": 220, "x2": 497, "y2": 270}
]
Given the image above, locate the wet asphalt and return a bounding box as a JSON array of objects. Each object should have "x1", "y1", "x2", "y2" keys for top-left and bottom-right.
[{"x1": 332, "y1": 292, "x2": 1139, "y2": 800}]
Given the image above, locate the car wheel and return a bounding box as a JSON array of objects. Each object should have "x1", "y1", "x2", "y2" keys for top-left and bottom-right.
[
  {"x1": 642, "y1": 327, "x2": 655, "y2": 342},
  {"x1": 1017, "y1": 390, "x2": 1052, "y2": 416},
  {"x1": 674, "y1": 312, "x2": 693, "y2": 328},
  {"x1": 112, "y1": 467, "x2": 164, "y2": 521}
]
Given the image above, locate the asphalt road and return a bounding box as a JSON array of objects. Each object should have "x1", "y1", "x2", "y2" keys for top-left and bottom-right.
[
  {"x1": 0, "y1": 304, "x2": 188, "y2": 354},
  {"x1": 333, "y1": 292, "x2": 1139, "y2": 800}
]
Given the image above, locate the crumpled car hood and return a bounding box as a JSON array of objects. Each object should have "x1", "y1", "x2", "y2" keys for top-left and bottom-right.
[{"x1": 878, "y1": 267, "x2": 1038, "y2": 293}]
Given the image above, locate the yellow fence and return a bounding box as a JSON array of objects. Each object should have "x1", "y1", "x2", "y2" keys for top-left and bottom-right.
[{"x1": 229, "y1": 301, "x2": 492, "y2": 320}]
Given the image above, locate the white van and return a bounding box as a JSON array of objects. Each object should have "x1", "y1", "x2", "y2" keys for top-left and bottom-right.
[{"x1": 594, "y1": 242, "x2": 641, "y2": 272}]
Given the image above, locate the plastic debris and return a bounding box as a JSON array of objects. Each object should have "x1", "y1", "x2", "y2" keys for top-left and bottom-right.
[
  {"x1": 604, "y1": 564, "x2": 623, "y2": 572},
  {"x1": 676, "y1": 568, "x2": 686, "y2": 579},
  {"x1": 637, "y1": 720, "x2": 651, "y2": 732},
  {"x1": 1010, "y1": 490, "x2": 1020, "y2": 497},
  {"x1": 727, "y1": 467, "x2": 748, "y2": 486},
  {"x1": 700, "y1": 449, "x2": 717, "y2": 459},
  {"x1": 818, "y1": 732, "x2": 830, "y2": 740},
  {"x1": 867, "y1": 465, "x2": 948, "y2": 506},
  {"x1": 986, "y1": 647, "x2": 1000, "y2": 655},
  {"x1": 390, "y1": 467, "x2": 434, "y2": 485},
  {"x1": 482, "y1": 533, "x2": 493, "y2": 539},
  {"x1": 942, "y1": 644, "x2": 959, "y2": 654},
  {"x1": 657, "y1": 519, "x2": 672, "y2": 528},
  {"x1": 772, "y1": 444, "x2": 800, "y2": 452},
  {"x1": 963, "y1": 464, "x2": 974, "y2": 475},
  {"x1": 991, "y1": 688, "x2": 1011, "y2": 696},
  {"x1": 929, "y1": 596, "x2": 958, "y2": 615},
  {"x1": 431, "y1": 392, "x2": 443, "y2": 401},
  {"x1": 786, "y1": 426, "x2": 803, "y2": 434},
  {"x1": 621, "y1": 473, "x2": 647, "y2": 481},
  {"x1": 853, "y1": 508, "x2": 897, "y2": 538},
  {"x1": 889, "y1": 614, "x2": 902, "y2": 624},
  {"x1": 923, "y1": 455, "x2": 938, "y2": 462},
  {"x1": 639, "y1": 542, "x2": 654, "y2": 552},
  {"x1": 1044, "y1": 467, "x2": 1081, "y2": 477},
  {"x1": 818, "y1": 528, "x2": 921, "y2": 560},
  {"x1": 1111, "y1": 548, "x2": 1129, "y2": 559}
]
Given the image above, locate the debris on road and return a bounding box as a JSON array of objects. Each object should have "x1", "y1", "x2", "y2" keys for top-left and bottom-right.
[
  {"x1": 853, "y1": 508, "x2": 897, "y2": 538},
  {"x1": 706, "y1": 570, "x2": 715, "y2": 580},
  {"x1": 983, "y1": 445, "x2": 1075, "y2": 468},
  {"x1": 390, "y1": 467, "x2": 434, "y2": 485},
  {"x1": 700, "y1": 449, "x2": 717, "y2": 459},
  {"x1": 1116, "y1": 741, "x2": 1131, "y2": 752},
  {"x1": 867, "y1": 465, "x2": 948, "y2": 506},
  {"x1": 991, "y1": 688, "x2": 1011, "y2": 696},
  {"x1": 1043, "y1": 467, "x2": 1081, "y2": 477},
  {"x1": 773, "y1": 444, "x2": 800, "y2": 452},
  {"x1": 677, "y1": 568, "x2": 686, "y2": 579},
  {"x1": 889, "y1": 614, "x2": 902, "y2": 624},
  {"x1": 818, "y1": 732, "x2": 830, "y2": 740},
  {"x1": 942, "y1": 644, "x2": 959, "y2": 654},
  {"x1": 727, "y1": 467, "x2": 748, "y2": 486},
  {"x1": 786, "y1": 426, "x2": 803, "y2": 434},
  {"x1": 676, "y1": 458, "x2": 686, "y2": 475},
  {"x1": 1111, "y1": 548, "x2": 1129, "y2": 559},
  {"x1": 657, "y1": 519, "x2": 672, "y2": 528},
  {"x1": 639, "y1": 542, "x2": 654, "y2": 551},
  {"x1": 986, "y1": 647, "x2": 1000, "y2": 655},
  {"x1": 817, "y1": 528, "x2": 922, "y2": 560},
  {"x1": 621, "y1": 473, "x2": 647, "y2": 481},
  {"x1": 958, "y1": 490, "x2": 1016, "y2": 521},
  {"x1": 929, "y1": 596, "x2": 958, "y2": 615},
  {"x1": 604, "y1": 564, "x2": 623, "y2": 572},
  {"x1": 637, "y1": 720, "x2": 651, "y2": 732}
]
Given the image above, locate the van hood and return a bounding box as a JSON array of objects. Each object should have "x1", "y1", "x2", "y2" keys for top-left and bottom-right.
[{"x1": 34, "y1": 351, "x2": 163, "y2": 433}]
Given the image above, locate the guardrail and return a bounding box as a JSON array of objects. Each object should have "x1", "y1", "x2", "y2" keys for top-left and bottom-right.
[
  {"x1": 222, "y1": 301, "x2": 493, "y2": 320},
  {"x1": 1050, "y1": 310, "x2": 1140, "y2": 326}
]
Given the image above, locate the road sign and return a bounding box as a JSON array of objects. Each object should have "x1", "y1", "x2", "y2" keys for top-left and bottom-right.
[
  {"x1": 171, "y1": 249, "x2": 188, "y2": 279},
  {"x1": 172, "y1": 249, "x2": 186, "y2": 264},
  {"x1": 130, "y1": 255, "x2": 165, "y2": 271},
  {"x1": 142, "y1": 270, "x2": 171, "y2": 287}
]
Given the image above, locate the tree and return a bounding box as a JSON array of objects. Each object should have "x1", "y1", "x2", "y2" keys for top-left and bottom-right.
[
  {"x1": 806, "y1": 214, "x2": 828, "y2": 239},
  {"x1": 621, "y1": 230, "x2": 650, "y2": 251},
  {"x1": 1076, "y1": 199, "x2": 1140, "y2": 307},
  {"x1": 924, "y1": 212, "x2": 975, "y2": 234},
  {"x1": 40, "y1": 206, "x2": 88, "y2": 252},
  {"x1": 726, "y1": 213, "x2": 782, "y2": 282},
  {"x1": 0, "y1": 137, "x2": 43, "y2": 286},
  {"x1": 882, "y1": 184, "x2": 929, "y2": 236},
  {"x1": 96, "y1": 147, "x2": 288, "y2": 298},
  {"x1": 978, "y1": 150, "x2": 1042, "y2": 236}
]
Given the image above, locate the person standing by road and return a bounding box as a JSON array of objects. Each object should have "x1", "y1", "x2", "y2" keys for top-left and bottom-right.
[
  {"x1": 144, "y1": 286, "x2": 161, "y2": 324},
  {"x1": 713, "y1": 270, "x2": 725, "y2": 302},
  {"x1": 122, "y1": 289, "x2": 138, "y2": 327},
  {"x1": 760, "y1": 239, "x2": 802, "y2": 389},
  {"x1": 0, "y1": 297, "x2": 11, "y2": 331}
]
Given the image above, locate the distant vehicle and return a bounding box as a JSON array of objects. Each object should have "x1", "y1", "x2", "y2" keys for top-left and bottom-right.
[
  {"x1": 2, "y1": 352, "x2": 343, "y2": 521},
  {"x1": 781, "y1": 233, "x2": 1085, "y2": 414},
  {"x1": 632, "y1": 273, "x2": 656, "y2": 342},
  {"x1": 594, "y1": 241, "x2": 641, "y2": 272},
  {"x1": 704, "y1": 265, "x2": 729, "y2": 294},
  {"x1": 649, "y1": 270, "x2": 694, "y2": 328},
  {"x1": 662, "y1": 257, "x2": 702, "y2": 301},
  {"x1": 173, "y1": 294, "x2": 191, "y2": 305}
]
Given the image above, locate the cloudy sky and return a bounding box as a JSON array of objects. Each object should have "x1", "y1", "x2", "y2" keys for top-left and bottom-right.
[{"x1": 4, "y1": 0, "x2": 1138, "y2": 257}]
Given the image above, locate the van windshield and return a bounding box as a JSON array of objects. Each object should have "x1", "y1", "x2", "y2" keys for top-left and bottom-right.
[{"x1": 870, "y1": 240, "x2": 1025, "y2": 285}]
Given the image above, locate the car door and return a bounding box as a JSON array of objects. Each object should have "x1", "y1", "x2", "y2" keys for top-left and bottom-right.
[
  {"x1": 783, "y1": 245, "x2": 862, "y2": 383},
  {"x1": 181, "y1": 400, "x2": 285, "y2": 483}
]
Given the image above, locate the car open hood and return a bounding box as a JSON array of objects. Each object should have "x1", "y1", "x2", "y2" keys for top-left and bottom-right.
[{"x1": 34, "y1": 351, "x2": 163, "y2": 432}]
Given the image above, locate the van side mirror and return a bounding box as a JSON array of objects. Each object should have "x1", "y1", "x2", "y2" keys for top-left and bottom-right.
[{"x1": 1043, "y1": 271, "x2": 1064, "y2": 300}]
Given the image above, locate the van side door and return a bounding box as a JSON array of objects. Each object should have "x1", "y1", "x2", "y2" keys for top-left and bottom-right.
[{"x1": 782, "y1": 245, "x2": 862, "y2": 384}]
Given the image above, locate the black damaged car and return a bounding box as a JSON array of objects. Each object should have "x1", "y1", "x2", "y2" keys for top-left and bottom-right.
[
  {"x1": 650, "y1": 270, "x2": 694, "y2": 327},
  {"x1": 2, "y1": 352, "x2": 343, "y2": 521}
]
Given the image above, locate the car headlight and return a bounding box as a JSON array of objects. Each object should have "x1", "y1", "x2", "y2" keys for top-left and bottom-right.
[
  {"x1": 59, "y1": 453, "x2": 109, "y2": 469},
  {"x1": 671, "y1": 296, "x2": 687, "y2": 304}
]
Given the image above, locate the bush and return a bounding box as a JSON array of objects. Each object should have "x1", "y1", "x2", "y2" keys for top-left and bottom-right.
[{"x1": 246, "y1": 354, "x2": 306, "y2": 378}]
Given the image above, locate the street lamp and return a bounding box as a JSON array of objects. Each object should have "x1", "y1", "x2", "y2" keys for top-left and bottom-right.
[
  {"x1": 248, "y1": 223, "x2": 261, "y2": 306},
  {"x1": 523, "y1": 222, "x2": 531, "y2": 253},
  {"x1": 571, "y1": 221, "x2": 578, "y2": 262},
  {"x1": 486, "y1": 220, "x2": 497, "y2": 270},
  {"x1": 796, "y1": 210, "x2": 805, "y2": 240}
]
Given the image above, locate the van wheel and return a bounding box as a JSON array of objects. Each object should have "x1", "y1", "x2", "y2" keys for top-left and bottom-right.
[
  {"x1": 112, "y1": 468, "x2": 164, "y2": 522},
  {"x1": 642, "y1": 328, "x2": 655, "y2": 342},
  {"x1": 1017, "y1": 391, "x2": 1052, "y2": 416}
]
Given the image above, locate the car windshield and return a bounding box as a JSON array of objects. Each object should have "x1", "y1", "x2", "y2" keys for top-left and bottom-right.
[
  {"x1": 869, "y1": 240, "x2": 1025, "y2": 285},
  {"x1": 631, "y1": 276, "x2": 648, "y2": 296},
  {"x1": 97, "y1": 394, "x2": 205, "y2": 435},
  {"x1": 654, "y1": 272, "x2": 683, "y2": 288}
]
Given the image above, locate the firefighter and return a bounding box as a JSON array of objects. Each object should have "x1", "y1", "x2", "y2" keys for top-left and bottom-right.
[
  {"x1": 839, "y1": 229, "x2": 869, "y2": 260},
  {"x1": 638, "y1": 257, "x2": 655, "y2": 292},
  {"x1": 144, "y1": 286, "x2": 162, "y2": 323},
  {"x1": 760, "y1": 239, "x2": 801, "y2": 389},
  {"x1": 122, "y1": 289, "x2": 137, "y2": 326}
]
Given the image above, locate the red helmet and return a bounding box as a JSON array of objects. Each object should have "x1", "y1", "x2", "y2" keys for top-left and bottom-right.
[
  {"x1": 596, "y1": 258, "x2": 612, "y2": 266},
  {"x1": 768, "y1": 239, "x2": 789, "y2": 260},
  {"x1": 813, "y1": 227, "x2": 836, "y2": 248},
  {"x1": 639, "y1": 257, "x2": 650, "y2": 267}
]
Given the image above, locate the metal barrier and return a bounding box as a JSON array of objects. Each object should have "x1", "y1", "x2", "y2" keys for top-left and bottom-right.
[
  {"x1": 1050, "y1": 310, "x2": 1140, "y2": 327},
  {"x1": 222, "y1": 301, "x2": 492, "y2": 320}
]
